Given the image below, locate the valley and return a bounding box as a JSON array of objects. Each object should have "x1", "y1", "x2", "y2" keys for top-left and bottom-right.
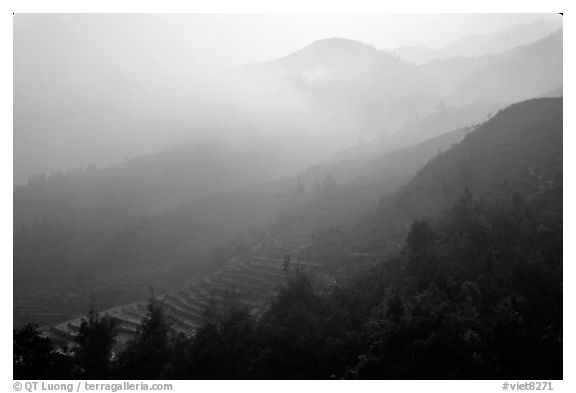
[{"x1": 13, "y1": 14, "x2": 563, "y2": 380}]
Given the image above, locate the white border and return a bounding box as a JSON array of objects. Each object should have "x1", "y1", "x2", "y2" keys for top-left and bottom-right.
[{"x1": 3, "y1": 1, "x2": 571, "y2": 391}]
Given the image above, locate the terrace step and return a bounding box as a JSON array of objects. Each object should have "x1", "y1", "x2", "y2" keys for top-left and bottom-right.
[
  {"x1": 172, "y1": 291, "x2": 207, "y2": 314},
  {"x1": 200, "y1": 278, "x2": 263, "y2": 298},
  {"x1": 188, "y1": 286, "x2": 262, "y2": 309},
  {"x1": 194, "y1": 276, "x2": 265, "y2": 300},
  {"x1": 208, "y1": 274, "x2": 274, "y2": 297},
  {"x1": 47, "y1": 326, "x2": 76, "y2": 344},
  {"x1": 41, "y1": 231, "x2": 335, "y2": 349},
  {"x1": 121, "y1": 306, "x2": 147, "y2": 323},
  {"x1": 219, "y1": 269, "x2": 281, "y2": 288},
  {"x1": 161, "y1": 301, "x2": 203, "y2": 326},
  {"x1": 164, "y1": 294, "x2": 206, "y2": 317},
  {"x1": 231, "y1": 265, "x2": 288, "y2": 281},
  {"x1": 162, "y1": 308, "x2": 199, "y2": 332},
  {"x1": 161, "y1": 296, "x2": 204, "y2": 322}
]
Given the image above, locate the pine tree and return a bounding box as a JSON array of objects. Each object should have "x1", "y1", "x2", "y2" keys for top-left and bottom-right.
[
  {"x1": 113, "y1": 291, "x2": 171, "y2": 379},
  {"x1": 74, "y1": 305, "x2": 117, "y2": 379},
  {"x1": 14, "y1": 323, "x2": 74, "y2": 379}
]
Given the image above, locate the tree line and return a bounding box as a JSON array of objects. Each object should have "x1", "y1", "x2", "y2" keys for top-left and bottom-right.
[{"x1": 14, "y1": 189, "x2": 561, "y2": 379}]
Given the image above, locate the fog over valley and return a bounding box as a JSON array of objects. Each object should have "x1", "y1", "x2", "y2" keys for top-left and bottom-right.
[
  {"x1": 13, "y1": 13, "x2": 563, "y2": 381},
  {"x1": 14, "y1": 13, "x2": 562, "y2": 184}
]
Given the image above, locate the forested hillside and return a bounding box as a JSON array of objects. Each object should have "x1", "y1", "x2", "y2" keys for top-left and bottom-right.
[
  {"x1": 15, "y1": 98, "x2": 562, "y2": 379},
  {"x1": 15, "y1": 97, "x2": 491, "y2": 328}
]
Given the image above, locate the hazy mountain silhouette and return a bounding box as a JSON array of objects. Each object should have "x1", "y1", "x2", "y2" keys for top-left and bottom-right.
[
  {"x1": 13, "y1": 113, "x2": 489, "y2": 327},
  {"x1": 14, "y1": 33, "x2": 563, "y2": 330},
  {"x1": 390, "y1": 19, "x2": 562, "y2": 64},
  {"x1": 420, "y1": 30, "x2": 562, "y2": 105},
  {"x1": 13, "y1": 15, "x2": 563, "y2": 379},
  {"x1": 373, "y1": 97, "x2": 562, "y2": 250},
  {"x1": 539, "y1": 86, "x2": 563, "y2": 98},
  {"x1": 324, "y1": 101, "x2": 502, "y2": 163},
  {"x1": 243, "y1": 37, "x2": 438, "y2": 136},
  {"x1": 20, "y1": 97, "x2": 561, "y2": 379}
]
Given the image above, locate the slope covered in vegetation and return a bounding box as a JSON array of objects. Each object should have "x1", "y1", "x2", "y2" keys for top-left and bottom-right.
[{"x1": 15, "y1": 98, "x2": 562, "y2": 379}]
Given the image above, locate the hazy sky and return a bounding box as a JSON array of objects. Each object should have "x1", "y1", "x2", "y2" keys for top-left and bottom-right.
[
  {"x1": 13, "y1": 13, "x2": 562, "y2": 184},
  {"x1": 14, "y1": 14, "x2": 561, "y2": 70}
]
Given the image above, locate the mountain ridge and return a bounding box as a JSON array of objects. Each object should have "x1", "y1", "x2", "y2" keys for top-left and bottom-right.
[{"x1": 389, "y1": 18, "x2": 562, "y2": 64}]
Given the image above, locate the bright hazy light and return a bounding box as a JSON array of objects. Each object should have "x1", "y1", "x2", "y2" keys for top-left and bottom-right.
[{"x1": 13, "y1": 13, "x2": 561, "y2": 183}]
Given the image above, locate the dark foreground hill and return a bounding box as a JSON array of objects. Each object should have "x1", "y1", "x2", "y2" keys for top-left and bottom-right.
[{"x1": 376, "y1": 97, "x2": 562, "y2": 247}]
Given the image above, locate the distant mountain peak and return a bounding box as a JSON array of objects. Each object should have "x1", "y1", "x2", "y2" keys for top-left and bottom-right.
[
  {"x1": 242, "y1": 37, "x2": 403, "y2": 71},
  {"x1": 280, "y1": 37, "x2": 389, "y2": 66},
  {"x1": 302, "y1": 37, "x2": 375, "y2": 51},
  {"x1": 272, "y1": 37, "x2": 410, "y2": 72}
]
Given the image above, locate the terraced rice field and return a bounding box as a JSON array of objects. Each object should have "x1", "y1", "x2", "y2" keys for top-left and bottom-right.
[{"x1": 43, "y1": 220, "x2": 334, "y2": 350}]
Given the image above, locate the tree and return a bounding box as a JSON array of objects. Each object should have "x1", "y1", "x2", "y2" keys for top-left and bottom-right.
[
  {"x1": 74, "y1": 305, "x2": 117, "y2": 379},
  {"x1": 404, "y1": 219, "x2": 437, "y2": 288},
  {"x1": 113, "y1": 292, "x2": 172, "y2": 379},
  {"x1": 179, "y1": 307, "x2": 256, "y2": 379},
  {"x1": 13, "y1": 323, "x2": 75, "y2": 379}
]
